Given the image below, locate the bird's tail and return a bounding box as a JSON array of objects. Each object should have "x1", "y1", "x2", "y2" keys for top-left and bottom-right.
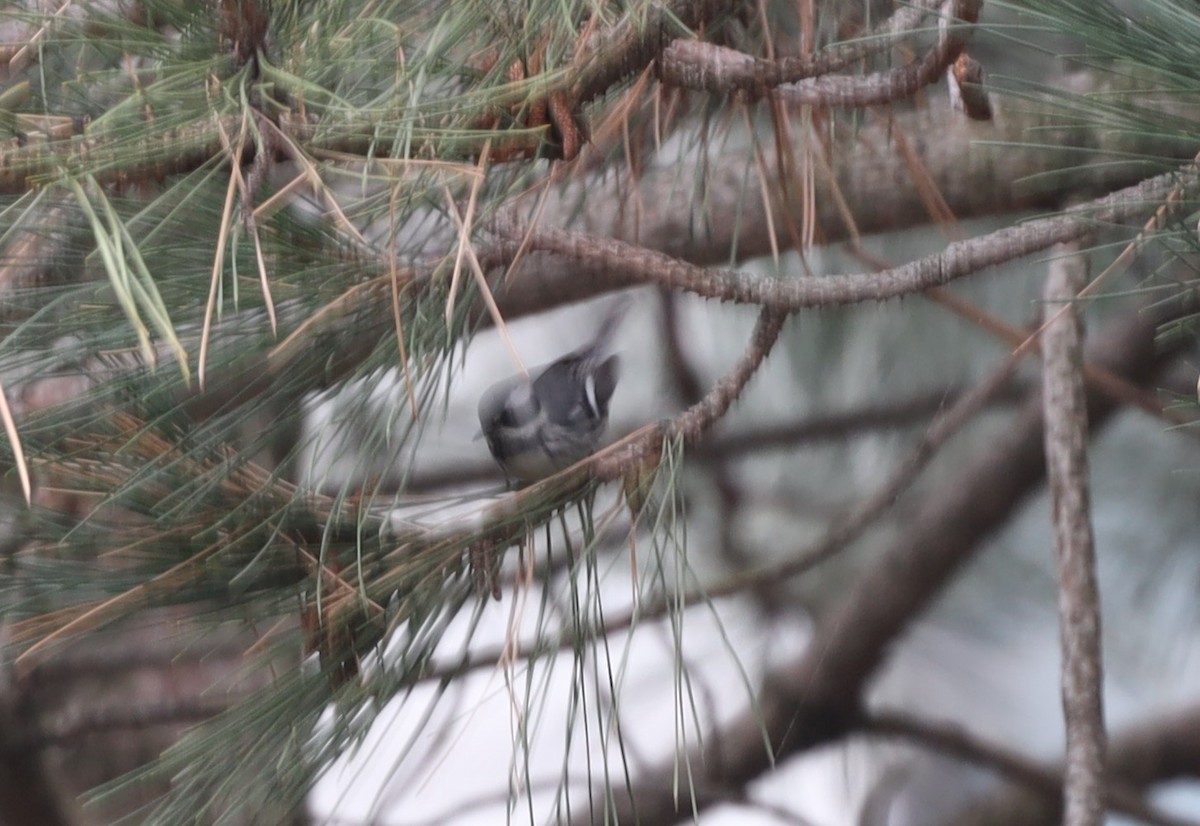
[{"x1": 577, "y1": 294, "x2": 632, "y2": 361}]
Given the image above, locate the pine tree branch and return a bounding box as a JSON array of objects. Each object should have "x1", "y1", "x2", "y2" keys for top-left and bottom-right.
[
  {"x1": 395, "y1": 309, "x2": 1133, "y2": 694},
  {"x1": 0, "y1": 0, "x2": 738, "y2": 190},
  {"x1": 7, "y1": 160, "x2": 1190, "y2": 500},
  {"x1": 4, "y1": 301, "x2": 789, "y2": 659},
  {"x1": 3, "y1": 80, "x2": 1195, "y2": 422}
]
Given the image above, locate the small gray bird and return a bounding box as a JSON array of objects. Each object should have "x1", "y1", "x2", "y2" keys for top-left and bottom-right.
[{"x1": 477, "y1": 298, "x2": 629, "y2": 484}]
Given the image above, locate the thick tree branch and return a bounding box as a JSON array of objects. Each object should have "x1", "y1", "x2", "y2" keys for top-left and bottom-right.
[
  {"x1": 0, "y1": 635, "x2": 76, "y2": 826},
  {"x1": 19, "y1": 697, "x2": 242, "y2": 751},
  {"x1": 530, "y1": 85, "x2": 1196, "y2": 271}
]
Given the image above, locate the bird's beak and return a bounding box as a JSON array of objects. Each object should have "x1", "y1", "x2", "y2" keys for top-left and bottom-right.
[{"x1": 472, "y1": 429, "x2": 485, "y2": 441}]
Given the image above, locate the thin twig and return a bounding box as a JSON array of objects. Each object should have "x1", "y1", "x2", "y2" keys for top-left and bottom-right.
[
  {"x1": 660, "y1": 0, "x2": 945, "y2": 90},
  {"x1": 864, "y1": 711, "x2": 1197, "y2": 826},
  {"x1": 1022, "y1": 149, "x2": 1200, "y2": 358},
  {"x1": 592, "y1": 306, "x2": 788, "y2": 480},
  {"x1": 843, "y1": 241, "x2": 1185, "y2": 432},
  {"x1": 1041, "y1": 243, "x2": 1105, "y2": 826},
  {"x1": 925, "y1": 286, "x2": 1181, "y2": 426},
  {"x1": 662, "y1": 0, "x2": 980, "y2": 106},
  {"x1": 659, "y1": 290, "x2": 773, "y2": 605},
  {"x1": 946, "y1": 703, "x2": 1200, "y2": 825}
]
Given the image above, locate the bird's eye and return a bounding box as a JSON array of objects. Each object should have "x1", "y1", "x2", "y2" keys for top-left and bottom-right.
[{"x1": 497, "y1": 405, "x2": 519, "y2": 428}]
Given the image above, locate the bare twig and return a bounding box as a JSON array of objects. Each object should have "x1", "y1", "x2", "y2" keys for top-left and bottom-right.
[
  {"x1": 592, "y1": 306, "x2": 788, "y2": 479},
  {"x1": 1041, "y1": 244, "x2": 1105, "y2": 826},
  {"x1": 946, "y1": 703, "x2": 1200, "y2": 826},
  {"x1": 844, "y1": 235, "x2": 1191, "y2": 435},
  {"x1": 496, "y1": 165, "x2": 1198, "y2": 314},
  {"x1": 658, "y1": 290, "x2": 773, "y2": 606},
  {"x1": 864, "y1": 711, "x2": 1197, "y2": 826},
  {"x1": 662, "y1": 0, "x2": 980, "y2": 106},
  {"x1": 592, "y1": 294, "x2": 1190, "y2": 825},
  {"x1": 924, "y1": 287, "x2": 1184, "y2": 428},
  {"x1": 660, "y1": 0, "x2": 946, "y2": 89}
]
